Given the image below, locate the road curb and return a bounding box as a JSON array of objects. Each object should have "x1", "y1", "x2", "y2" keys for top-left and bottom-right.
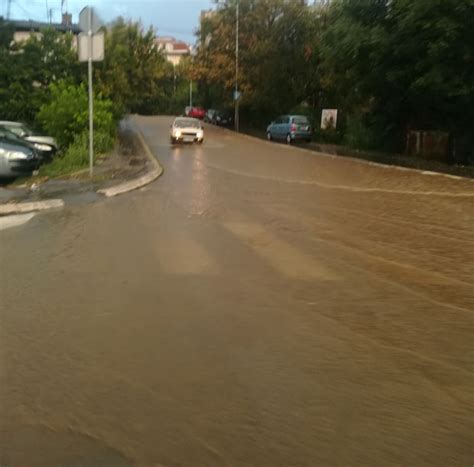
[
  {"x1": 0, "y1": 123, "x2": 163, "y2": 214},
  {"x1": 97, "y1": 127, "x2": 163, "y2": 197},
  {"x1": 0, "y1": 198, "x2": 64, "y2": 215},
  {"x1": 219, "y1": 126, "x2": 474, "y2": 182}
]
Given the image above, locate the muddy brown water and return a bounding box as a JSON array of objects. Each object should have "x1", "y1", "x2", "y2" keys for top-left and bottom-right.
[{"x1": 1, "y1": 116, "x2": 473, "y2": 466}]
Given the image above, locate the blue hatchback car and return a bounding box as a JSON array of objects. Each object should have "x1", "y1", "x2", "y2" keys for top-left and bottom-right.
[{"x1": 266, "y1": 115, "x2": 312, "y2": 144}]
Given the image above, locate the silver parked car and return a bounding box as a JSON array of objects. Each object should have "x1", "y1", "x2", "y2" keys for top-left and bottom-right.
[
  {"x1": 0, "y1": 121, "x2": 57, "y2": 161},
  {"x1": 170, "y1": 117, "x2": 204, "y2": 144},
  {"x1": 0, "y1": 136, "x2": 40, "y2": 178},
  {"x1": 266, "y1": 115, "x2": 312, "y2": 144}
]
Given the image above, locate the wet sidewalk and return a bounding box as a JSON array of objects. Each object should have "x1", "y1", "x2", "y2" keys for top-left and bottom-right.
[
  {"x1": 0, "y1": 120, "x2": 151, "y2": 207},
  {"x1": 239, "y1": 125, "x2": 474, "y2": 179}
]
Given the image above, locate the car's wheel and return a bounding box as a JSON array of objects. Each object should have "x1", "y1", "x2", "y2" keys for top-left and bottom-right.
[
  {"x1": 286, "y1": 133, "x2": 292, "y2": 144},
  {"x1": 198, "y1": 139, "x2": 204, "y2": 144},
  {"x1": 306, "y1": 138, "x2": 312, "y2": 143},
  {"x1": 170, "y1": 137, "x2": 176, "y2": 145},
  {"x1": 266, "y1": 131, "x2": 272, "y2": 141}
]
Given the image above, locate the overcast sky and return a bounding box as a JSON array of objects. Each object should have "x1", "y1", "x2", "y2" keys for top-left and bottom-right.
[{"x1": 5, "y1": 0, "x2": 215, "y2": 43}]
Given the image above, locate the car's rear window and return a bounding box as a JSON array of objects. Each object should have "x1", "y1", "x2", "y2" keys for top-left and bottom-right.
[
  {"x1": 6, "y1": 124, "x2": 34, "y2": 136},
  {"x1": 292, "y1": 116, "x2": 309, "y2": 124},
  {"x1": 0, "y1": 129, "x2": 20, "y2": 140}
]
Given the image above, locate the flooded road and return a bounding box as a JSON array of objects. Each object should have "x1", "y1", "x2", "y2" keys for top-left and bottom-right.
[{"x1": 1, "y1": 115, "x2": 473, "y2": 466}]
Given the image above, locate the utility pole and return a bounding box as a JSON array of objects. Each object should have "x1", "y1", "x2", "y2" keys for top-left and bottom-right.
[
  {"x1": 6, "y1": 0, "x2": 12, "y2": 19},
  {"x1": 189, "y1": 46, "x2": 196, "y2": 108},
  {"x1": 234, "y1": 0, "x2": 239, "y2": 132},
  {"x1": 87, "y1": 6, "x2": 94, "y2": 177},
  {"x1": 173, "y1": 64, "x2": 176, "y2": 96}
]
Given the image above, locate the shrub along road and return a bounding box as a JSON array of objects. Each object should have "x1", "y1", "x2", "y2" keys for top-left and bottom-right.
[{"x1": 0, "y1": 116, "x2": 473, "y2": 466}]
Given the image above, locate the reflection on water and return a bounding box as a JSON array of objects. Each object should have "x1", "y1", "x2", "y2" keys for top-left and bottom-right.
[{"x1": 189, "y1": 151, "x2": 212, "y2": 216}]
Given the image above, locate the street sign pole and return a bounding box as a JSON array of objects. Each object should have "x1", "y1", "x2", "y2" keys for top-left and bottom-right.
[
  {"x1": 234, "y1": 0, "x2": 239, "y2": 133},
  {"x1": 88, "y1": 7, "x2": 94, "y2": 177},
  {"x1": 234, "y1": 0, "x2": 240, "y2": 132},
  {"x1": 80, "y1": 6, "x2": 103, "y2": 177}
]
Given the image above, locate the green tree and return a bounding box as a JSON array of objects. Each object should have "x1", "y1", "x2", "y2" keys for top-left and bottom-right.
[
  {"x1": 194, "y1": 0, "x2": 473, "y2": 159},
  {"x1": 193, "y1": 0, "x2": 320, "y2": 125},
  {"x1": 94, "y1": 18, "x2": 172, "y2": 115},
  {"x1": 0, "y1": 17, "x2": 14, "y2": 48},
  {"x1": 320, "y1": 0, "x2": 474, "y2": 153},
  {"x1": 0, "y1": 23, "x2": 81, "y2": 123}
]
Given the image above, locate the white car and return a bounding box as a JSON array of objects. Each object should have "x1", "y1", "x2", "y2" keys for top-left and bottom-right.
[{"x1": 170, "y1": 117, "x2": 204, "y2": 145}]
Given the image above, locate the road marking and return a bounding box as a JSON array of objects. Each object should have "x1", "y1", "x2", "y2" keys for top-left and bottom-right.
[
  {"x1": 223, "y1": 221, "x2": 335, "y2": 281},
  {"x1": 203, "y1": 162, "x2": 474, "y2": 198},
  {"x1": 0, "y1": 198, "x2": 64, "y2": 214},
  {"x1": 155, "y1": 233, "x2": 217, "y2": 275},
  {"x1": 0, "y1": 213, "x2": 36, "y2": 231}
]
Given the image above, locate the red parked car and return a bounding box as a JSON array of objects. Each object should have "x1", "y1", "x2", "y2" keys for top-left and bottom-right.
[{"x1": 187, "y1": 107, "x2": 206, "y2": 119}]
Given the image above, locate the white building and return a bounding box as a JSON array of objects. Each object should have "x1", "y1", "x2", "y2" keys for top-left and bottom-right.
[
  {"x1": 9, "y1": 14, "x2": 80, "y2": 48},
  {"x1": 155, "y1": 36, "x2": 191, "y2": 66}
]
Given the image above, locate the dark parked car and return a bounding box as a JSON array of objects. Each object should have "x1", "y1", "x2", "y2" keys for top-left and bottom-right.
[
  {"x1": 0, "y1": 127, "x2": 33, "y2": 146},
  {"x1": 0, "y1": 121, "x2": 57, "y2": 161},
  {"x1": 204, "y1": 109, "x2": 217, "y2": 123},
  {"x1": 266, "y1": 115, "x2": 312, "y2": 144},
  {"x1": 0, "y1": 127, "x2": 49, "y2": 164},
  {"x1": 214, "y1": 110, "x2": 233, "y2": 126},
  {"x1": 0, "y1": 136, "x2": 40, "y2": 179}
]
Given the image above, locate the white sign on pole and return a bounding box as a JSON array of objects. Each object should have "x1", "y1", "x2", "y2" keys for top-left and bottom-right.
[
  {"x1": 78, "y1": 32, "x2": 104, "y2": 62},
  {"x1": 321, "y1": 109, "x2": 338, "y2": 130},
  {"x1": 78, "y1": 6, "x2": 103, "y2": 177},
  {"x1": 79, "y1": 6, "x2": 102, "y2": 34}
]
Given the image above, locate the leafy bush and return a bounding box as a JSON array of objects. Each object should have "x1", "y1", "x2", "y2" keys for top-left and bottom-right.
[
  {"x1": 313, "y1": 127, "x2": 343, "y2": 145},
  {"x1": 40, "y1": 130, "x2": 114, "y2": 177},
  {"x1": 344, "y1": 115, "x2": 379, "y2": 150},
  {"x1": 37, "y1": 81, "x2": 115, "y2": 148}
]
